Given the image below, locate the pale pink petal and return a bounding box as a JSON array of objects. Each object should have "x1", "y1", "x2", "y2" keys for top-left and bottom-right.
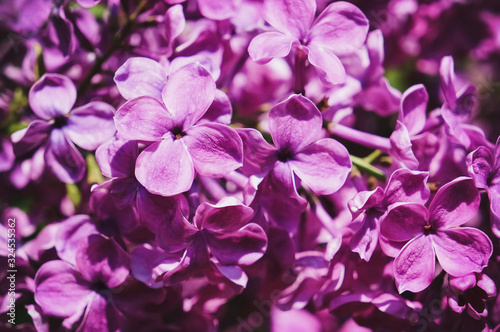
[
  {"x1": 307, "y1": 1, "x2": 368, "y2": 55},
  {"x1": 135, "y1": 136, "x2": 194, "y2": 196},
  {"x1": 65, "y1": 101, "x2": 116, "y2": 151},
  {"x1": 248, "y1": 32, "x2": 297, "y2": 64},
  {"x1": 269, "y1": 94, "x2": 322, "y2": 152},
  {"x1": 114, "y1": 96, "x2": 173, "y2": 142},
  {"x1": 433, "y1": 228, "x2": 492, "y2": 277},
  {"x1": 114, "y1": 57, "x2": 167, "y2": 100},
  {"x1": 263, "y1": 0, "x2": 316, "y2": 39},
  {"x1": 429, "y1": 177, "x2": 480, "y2": 228},
  {"x1": 183, "y1": 123, "x2": 243, "y2": 178},
  {"x1": 162, "y1": 63, "x2": 216, "y2": 129},
  {"x1": 29, "y1": 73, "x2": 76, "y2": 119},
  {"x1": 290, "y1": 138, "x2": 351, "y2": 195},
  {"x1": 394, "y1": 235, "x2": 435, "y2": 293},
  {"x1": 198, "y1": 0, "x2": 240, "y2": 20},
  {"x1": 307, "y1": 44, "x2": 346, "y2": 85}
]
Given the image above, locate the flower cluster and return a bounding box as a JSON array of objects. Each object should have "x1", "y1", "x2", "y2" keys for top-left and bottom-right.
[{"x1": 1, "y1": 0, "x2": 500, "y2": 331}]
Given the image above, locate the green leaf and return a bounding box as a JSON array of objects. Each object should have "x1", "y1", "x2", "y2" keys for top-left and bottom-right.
[{"x1": 86, "y1": 154, "x2": 103, "y2": 184}]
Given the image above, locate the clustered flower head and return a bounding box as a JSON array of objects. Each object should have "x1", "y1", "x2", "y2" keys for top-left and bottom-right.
[{"x1": 1, "y1": 0, "x2": 500, "y2": 331}]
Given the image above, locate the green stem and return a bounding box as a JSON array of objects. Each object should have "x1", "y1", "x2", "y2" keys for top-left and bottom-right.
[{"x1": 350, "y1": 155, "x2": 386, "y2": 181}]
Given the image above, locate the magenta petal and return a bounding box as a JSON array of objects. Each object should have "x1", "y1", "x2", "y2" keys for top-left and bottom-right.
[
  {"x1": 76, "y1": 0, "x2": 101, "y2": 8},
  {"x1": 95, "y1": 137, "x2": 137, "y2": 178},
  {"x1": 79, "y1": 292, "x2": 125, "y2": 332},
  {"x1": 35, "y1": 260, "x2": 93, "y2": 317},
  {"x1": 135, "y1": 136, "x2": 194, "y2": 196},
  {"x1": 389, "y1": 121, "x2": 419, "y2": 169},
  {"x1": 45, "y1": 129, "x2": 86, "y2": 183},
  {"x1": 433, "y1": 228, "x2": 492, "y2": 277},
  {"x1": 348, "y1": 187, "x2": 385, "y2": 220},
  {"x1": 466, "y1": 146, "x2": 493, "y2": 189},
  {"x1": 269, "y1": 94, "x2": 322, "y2": 152},
  {"x1": 11, "y1": 120, "x2": 51, "y2": 155},
  {"x1": 162, "y1": 63, "x2": 216, "y2": 129},
  {"x1": 157, "y1": 206, "x2": 198, "y2": 253},
  {"x1": 55, "y1": 215, "x2": 99, "y2": 266},
  {"x1": 75, "y1": 235, "x2": 130, "y2": 288},
  {"x1": 198, "y1": 89, "x2": 233, "y2": 125},
  {"x1": 205, "y1": 223, "x2": 267, "y2": 265},
  {"x1": 429, "y1": 177, "x2": 480, "y2": 228},
  {"x1": 183, "y1": 123, "x2": 243, "y2": 178},
  {"x1": 290, "y1": 138, "x2": 351, "y2": 195},
  {"x1": 195, "y1": 198, "x2": 254, "y2": 232},
  {"x1": 236, "y1": 128, "x2": 277, "y2": 176},
  {"x1": 198, "y1": 0, "x2": 239, "y2": 20},
  {"x1": 394, "y1": 235, "x2": 435, "y2": 293},
  {"x1": 114, "y1": 96, "x2": 173, "y2": 142},
  {"x1": 439, "y1": 56, "x2": 457, "y2": 108},
  {"x1": 114, "y1": 57, "x2": 167, "y2": 100},
  {"x1": 65, "y1": 102, "x2": 116, "y2": 151},
  {"x1": 307, "y1": 1, "x2": 368, "y2": 55},
  {"x1": 380, "y1": 202, "x2": 427, "y2": 242},
  {"x1": 29, "y1": 73, "x2": 76, "y2": 119},
  {"x1": 214, "y1": 264, "x2": 248, "y2": 288},
  {"x1": 263, "y1": 0, "x2": 316, "y2": 39},
  {"x1": 399, "y1": 84, "x2": 428, "y2": 136},
  {"x1": 248, "y1": 32, "x2": 296, "y2": 64},
  {"x1": 350, "y1": 213, "x2": 379, "y2": 261},
  {"x1": 384, "y1": 168, "x2": 430, "y2": 205},
  {"x1": 307, "y1": 44, "x2": 346, "y2": 85}
]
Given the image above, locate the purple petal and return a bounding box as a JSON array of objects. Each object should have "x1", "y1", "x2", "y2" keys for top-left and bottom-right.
[
  {"x1": 95, "y1": 137, "x2": 138, "y2": 178},
  {"x1": 429, "y1": 177, "x2": 480, "y2": 229},
  {"x1": 213, "y1": 264, "x2": 248, "y2": 288},
  {"x1": 433, "y1": 228, "x2": 492, "y2": 277},
  {"x1": 290, "y1": 138, "x2": 351, "y2": 195},
  {"x1": 248, "y1": 32, "x2": 296, "y2": 64},
  {"x1": 307, "y1": 1, "x2": 368, "y2": 55},
  {"x1": 183, "y1": 123, "x2": 243, "y2": 178},
  {"x1": 236, "y1": 128, "x2": 277, "y2": 176},
  {"x1": 389, "y1": 121, "x2": 419, "y2": 169},
  {"x1": 136, "y1": 188, "x2": 188, "y2": 232},
  {"x1": 55, "y1": 215, "x2": 99, "y2": 266},
  {"x1": 268, "y1": 160, "x2": 298, "y2": 196},
  {"x1": 130, "y1": 244, "x2": 182, "y2": 288},
  {"x1": 198, "y1": 0, "x2": 239, "y2": 20},
  {"x1": 75, "y1": 235, "x2": 130, "y2": 288},
  {"x1": 165, "y1": 5, "x2": 186, "y2": 42},
  {"x1": 394, "y1": 235, "x2": 435, "y2": 293},
  {"x1": 0, "y1": 138, "x2": 15, "y2": 172},
  {"x1": 78, "y1": 292, "x2": 125, "y2": 332},
  {"x1": 198, "y1": 89, "x2": 233, "y2": 125},
  {"x1": 399, "y1": 84, "x2": 428, "y2": 136},
  {"x1": 348, "y1": 187, "x2": 385, "y2": 220},
  {"x1": 466, "y1": 146, "x2": 493, "y2": 189},
  {"x1": 269, "y1": 94, "x2": 322, "y2": 152},
  {"x1": 380, "y1": 202, "x2": 427, "y2": 242},
  {"x1": 157, "y1": 206, "x2": 198, "y2": 253},
  {"x1": 263, "y1": 0, "x2": 316, "y2": 39},
  {"x1": 355, "y1": 78, "x2": 401, "y2": 116},
  {"x1": 45, "y1": 129, "x2": 86, "y2": 183},
  {"x1": 204, "y1": 223, "x2": 267, "y2": 265},
  {"x1": 384, "y1": 168, "x2": 430, "y2": 206},
  {"x1": 350, "y1": 213, "x2": 379, "y2": 261},
  {"x1": 35, "y1": 260, "x2": 92, "y2": 317},
  {"x1": 162, "y1": 63, "x2": 216, "y2": 129},
  {"x1": 307, "y1": 44, "x2": 346, "y2": 85},
  {"x1": 135, "y1": 136, "x2": 194, "y2": 196},
  {"x1": 11, "y1": 120, "x2": 51, "y2": 155},
  {"x1": 114, "y1": 96, "x2": 173, "y2": 142},
  {"x1": 76, "y1": 0, "x2": 101, "y2": 8},
  {"x1": 29, "y1": 74, "x2": 76, "y2": 119},
  {"x1": 47, "y1": 14, "x2": 76, "y2": 58},
  {"x1": 439, "y1": 56, "x2": 457, "y2": 108},
  {"x1": 271, "y1": 307, "x2": 322, "y2": 332},
  {"x1": 195, "y1": 197, "x2": 254, "y2": 232},
  {"x1": 65, "y1": 102, "x2": 116, "y2": 151},
  {"x1": 114, "y1": 57, "x2": 167, "y2": 100}
]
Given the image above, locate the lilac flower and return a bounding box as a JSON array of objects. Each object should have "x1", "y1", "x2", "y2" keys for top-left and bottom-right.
[
  {"x1": 248, "y1": 0, "x2": 369, "y2": 85},
  {"x1": 238, "y1": 94, "x2": 351, "y2": 196},
  {"x1": 447, "y1": 273, "x2": 496, "y2": 319},
  {"x1": 11, "y1": 73, "x2": 116, "y2": 183},
  {"x1": 114, "y1": 63, "x2": 242, "y2": 196},
  {"x1": 156, "y1": 197, "x2": 267, "y2": 287},
  {"x1": 380, "y1": 177, "x2": 493, "y2": 293},
  {"x1": 467, "y1": 136, "x2": 500, "y2": 237},
  {"x1": 348, "y1": 168, "x2": 430, "y2": 261}
]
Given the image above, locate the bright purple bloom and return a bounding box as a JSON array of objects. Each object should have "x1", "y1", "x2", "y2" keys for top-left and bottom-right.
[
  {"x1": 381, "y1": 177, "x2": 493, "y2": 293},
  {"x1": 11, "y1": 73, "x2": 116, "y2": 183},
  {"x1": 447, "y1": 273, "x2": 496, "y2": 320},
  {"x1": 238, "y1": 94, "x2": 351, "y2": 196},
  {"x1": 248, "y1": 0, "x2": 369, "y2": 85},
  {"x1": 348, "y1": 168, "x2": 430, "y2": 261},
  {"x1": 156, "y1": 197, "x2": 267, "y2": 287},
  {"x1": 114, "y1": 63, "x2": 243, "y2": 196},
  {"x1": 467, "y1": 136, "x2": 500, "y2": 237}
]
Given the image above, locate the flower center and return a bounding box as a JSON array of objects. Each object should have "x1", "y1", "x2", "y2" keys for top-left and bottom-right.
[
  {"x1": 52, "y1": 115, "x2": 68, "y2": 129},
  {"x1": 277, "y1": 147, "x2": 294, "y2": 162},
  {"x1": 172, "y1": 126, "x2": 185, "y2": 140},
  {"x1": 423, "y1": 224, "x2": 435, "y2": 235}
]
